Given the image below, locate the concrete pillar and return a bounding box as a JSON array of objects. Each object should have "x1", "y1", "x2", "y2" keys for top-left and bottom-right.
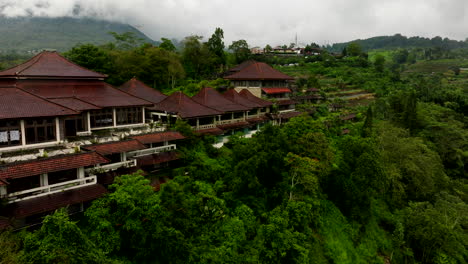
[
  {"x1": 121, "y1": 152, "x2": 127, "y2": 162},
  {"x1": 196, "y1": 118, "x2": 200, "y2": 129},
  {"x1": 55, "y1": 117, "x2": 60, "y2": 142},
  {"x1": 0, "y1": 186, "x2": 7, "y2": 196},
  {"x1": 87, "y1": 112, "x2": 91, "y2": 132},
  {"x1": 113, "y1": 108, "x2": 117, "y2": 127},
  {"x1": 231, "y1": 112, "x2": 234, "y2": 120},
  {"x1": 213, "y1": 116, "x2": 217, "y2": 125},
  {"x1": 40, "y1": 173, "x2": 48, "y2": 186},
  {"x1": 142, "y1": 107, "x2": 146, "y2": 124},
  {"x1": 218, "y1": 115, "x2": 221, "y2": 122},
  {"x1": 20, "y1": 120, "x2": 26, "y2": 146},
  {"x1": 77, "y1": 167, "x2": 85, "y2": 179}
]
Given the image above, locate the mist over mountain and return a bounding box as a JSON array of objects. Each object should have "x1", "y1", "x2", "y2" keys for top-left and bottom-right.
[{"x1": 0, "y1": 16, "x2": 155, "y2": 53}]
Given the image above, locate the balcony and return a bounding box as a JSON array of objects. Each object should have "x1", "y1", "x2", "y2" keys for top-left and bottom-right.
[
  {"x1": 4, "y1": 176, "x2": 97, "y2": 204},
  {"x1": 127, "y1": 144, "x2": 177, "y2": 158},
  {"x1": 85, "y1": 160, "x2": 137, "y2": 174},
  {"x1": 196, "y1": 124, "x2": 216, "y2": 129},
  {"x1": 218, "y1": 118, "x2": 245, "y2": 125}
]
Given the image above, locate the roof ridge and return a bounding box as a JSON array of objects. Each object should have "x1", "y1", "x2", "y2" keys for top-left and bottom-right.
[
  {"x1": 53, "y1": 51, "x2": 108, "y2": 78},
  {"x1": 16, "y1": 52, "x2": 44, "y2": 75},
  {"x1": 15, "y1": 87, "x2": 80, "y2": 114}
]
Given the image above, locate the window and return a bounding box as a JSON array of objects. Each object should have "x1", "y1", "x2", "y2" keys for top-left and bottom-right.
[
  {"x1": 0, "y1": 120, "x2": 21, "y2": 148},
  {"x1": 25, "y1": 118, "x2": 56, "y2": 144},
  {"x1": 116, "y1": 107, "x2": 142, "y2": 125},
  {"x1": 90, "y1": 109, "x2": 113, "y2": 128}
]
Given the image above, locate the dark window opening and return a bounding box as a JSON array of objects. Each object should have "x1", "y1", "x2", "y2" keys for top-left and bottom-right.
[
  {"x1": 116, "y1": 107, "x2": 142, "y2": 125},
  {"x1": 90, "y1": 109, "x2": 113, "y2": 128},
  {"x1": 48, "y1": 169, "x2": 77, "y2": 185},
  {"x1": 0, "y1": 120, "x2": 21, "y2": 148},
  {"x1": 25, "y1": 118, "x2": 56, "y2": 144}
]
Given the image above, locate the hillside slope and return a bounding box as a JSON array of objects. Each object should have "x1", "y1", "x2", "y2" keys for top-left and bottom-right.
[
  {"x1": 327, "y1": 34, "x2": 468, "y2": 53},
  {"x1": 0, "y1": 16, "x2": 155, "y2": 52}
]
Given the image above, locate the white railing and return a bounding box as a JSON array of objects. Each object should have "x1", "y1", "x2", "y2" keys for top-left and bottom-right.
[
  {"x1": 6, "y1": 176, "x2": 97, "y2": 204},
  {"x1": 197, "y1": 124, "x2": 216, "y2": 129},
  {"x1": 127, "y1": 144, "x2": 176, "y2": 158},
  {"x1": 85, "y1": 160, "x2": 137, "y2": 173},
  {"x1": 76, "y1": 131, "x2": 92, "y2": 136},
  {"x1": 218, "y1": 118, "x2": 245, "y2": 125},
  {"x1": 279, "y1": 109, "x2": 296, "y2": 113}
]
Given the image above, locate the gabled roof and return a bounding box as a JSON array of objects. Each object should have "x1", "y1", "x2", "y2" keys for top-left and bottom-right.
[
  {"x1": 192, "y1": 87, "x2": 250, "y2": 112},
  {"x1": 131, "y1": 131, "x2": 185, "y2": 145},
  {"x1": 0, "y1": 152, "x2": 109, "y2": 180},
  {"x1": 224, "y1": 60, "x2": 256, "y2": 75},
  {"x1": 239, "y1": 89, "x2": 273, "y2": 107},
  {"x1": 0, "y1": 51, "x2": 107, "y2": 79},
  {"x1": 119, "y1": 78, "x2": 167, "y2": 104},
  {"x1": 222, "y1": 89, "x2": 262, "y2": 109},
  {"x1": 262, "y1": 88, "x2": 292, "y2": 94},
  {"x1": 136, "y1": 151, "x2": 180, "y2": 166},
  {"x1": 82, "y1": 140, "x2": 147, "y2": 156},
  {"x1": 48, "y1": 97, "x2": 101, "y2": 111},
  {"x1": 0, "y1": 88, "x2": 78, "y2": 120},
  {"x1": 224, "y1": 61, "x2": 294, "y2": 81},
  {"x1": 152, "y1": 91, "x2": 222, "y2": 118}
]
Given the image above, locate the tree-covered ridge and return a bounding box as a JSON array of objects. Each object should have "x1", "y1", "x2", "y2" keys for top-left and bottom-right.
[
  {"x1": 327, "y1": 34, "x2": 468, "y2": 53},
  {"x1": 0, "y1": 16, "x2": 155, "y2": 53}
]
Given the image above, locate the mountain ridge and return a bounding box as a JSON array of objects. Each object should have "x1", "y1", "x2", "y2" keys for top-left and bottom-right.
[{"x1": 0, "y1": 16, "x2": 156, "y2": 53}]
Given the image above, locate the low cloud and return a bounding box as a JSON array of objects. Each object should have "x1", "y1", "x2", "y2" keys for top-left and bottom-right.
[{"x1": 1, "y1": 0, "x2": 468, "y2": 46}]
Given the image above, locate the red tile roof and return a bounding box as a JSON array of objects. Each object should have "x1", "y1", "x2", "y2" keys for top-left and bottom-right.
[
  {"x1": 224, "y1": 61, "x2": 294, "y2": 80},
  {"x1": 2, "y1": 184, "x2": 107, "y2": 219},
  {"x1": 136, "y1": 151, "x2": 180, "y2": 166},
  {"x1": 0, "y1": 152, "x2": 109, "y2": 180},
  {"x1": 119, "y1": 78, "x2": 167, "y2": 104},
  {"x1": 340, "y1": 113, "x2": 357, "y2": 121},
  {"x1": 152, "y1": 91, "x2": 222, "y2": 118},
  {"x1": 276, "y1": 99, "x2": 296, "y2": 106},
  {"x1": 217, "y1": 121, "x2": 251, "y2": 131},
  {"x1": 280, "y1": 111, "x2": 303, "y2": 119},
  {"x1": 83, "y1": 140, "x2": 147, "y2": 156},
  {"x1": 48, "y1": 97, "x2": 101, "y2": 111},
  {"x1": 194, "y1": 127, "x2": 224, "y2": 136},
  {"x1": 246, "y1": 116, "x2": 270, "y2": 124},
  {"x1": 192, "y1": 87, "x2": 250, "y2": 112},
  {"x1": 222, "y1": 89, "x2": 262, "y2": 109},
  {"x1": 0, "y1": 88, "x2": 78, "y2": 119},
  {"x1": 239, "y1": 89, "x2": 273, "y2": 107},
  {"x1": 132, "y1": 131, "x2": 185, "y2": 145},
  {"x1": 261, "y1": 87, "x2": 292, "y2": 94},
  {"x1": 0, "y1": 51, "x2": 107, "y2": 79}
]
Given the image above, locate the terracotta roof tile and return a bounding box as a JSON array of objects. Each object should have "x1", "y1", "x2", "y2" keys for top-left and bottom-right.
[
  {"x1": 262, "y1": 87, "x2": 292, "y2": 94},
  {"x1": 153, "y1": 92, "x2": 222, "y2": 118},
  {"x1": 222, "y1": 89, "x2": 262, "y2": 109},
  {"x1": 0, "y1": 51, "x2": 107, "y2": 79},
  {"x1": 136, "y1": 151, "x2": 180, "y2": 166},
  {"x1": 0, "y1": 152, "x2": 109, "y2": 180},
  {"x1": 276, "y1": 99, "x2": 297, "y2": 106},
  {"x1": 48, "y1": 97, "x2": 101, "y2": 111},
  {"x1": 2, "y1": 184, "x2": 107, "y2": 219},
  {"x1": 246, "y1": 116, "x2": 270, "y2": 124},
  {"x1": 0, "y1": 88, "x2": 78, "y2": 119},
  {"x1": 194, "y1": 127, "x2": 224, "y2": 136},
  {"x1": 280, "y1": 111, "x2": 303, "y2": 119},
  {"x1": 239, "y1": 89, "x2": 273, "y2": 107},
  {"x1": 217, "y1": 121, "x2": 251, "y2": 130},
  {"x1": 119, "y1": 78, "x2": 167, "y2": 104},
  {"x1": 83, "y1": 140, "x2": 147, "y2": 156},
  {"x1": 225, "y1": 61, "x2": 294, "y2": 80},
  {"x1": 132, "y1": 131, "x2": 185, "y2": 145},
  {"x1": 192, "y1": 87, "x2": 250, "y2": 112}
]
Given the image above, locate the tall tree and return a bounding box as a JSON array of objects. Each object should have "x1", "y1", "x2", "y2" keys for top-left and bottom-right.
[
  {"x1": 206, "y1": 27, "x2": 226, "y2": 66},
  {"x1": 159, "y1": 37, "x2": 177, "y2": 52},
  {"x1": 229, "y1": 39, "x2": 251, "y2": 64}
]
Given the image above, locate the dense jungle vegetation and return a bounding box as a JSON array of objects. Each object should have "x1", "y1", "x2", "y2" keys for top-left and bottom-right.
[{"x1": 0, "y1": 29, "x2": 467, "y2": 264}]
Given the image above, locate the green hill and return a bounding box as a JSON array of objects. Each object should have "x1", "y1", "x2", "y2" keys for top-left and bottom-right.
[
  {"x1": 0, "y1": 16, "x2": 155, "y2": 53},
  {"x1": 327, "y1": 34, "x2": 468, "y2": 53}
]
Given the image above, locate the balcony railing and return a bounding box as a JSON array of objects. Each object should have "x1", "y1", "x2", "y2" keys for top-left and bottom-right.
[
  {"x1": 197, "y1": 124, "x2": 216, "y2": 129},
  {"x1": 85, "y1": 160, "x2": 137, "y2": 174},
  {"x1": 218, "y1": 118, "x2": 245, "y2": 125},
  {"x1": 127, "y1": 144, "x2": 176, "y2": 158},
  {"x1": 5, "y1": 176, "x2": 97, "y2": 204}
]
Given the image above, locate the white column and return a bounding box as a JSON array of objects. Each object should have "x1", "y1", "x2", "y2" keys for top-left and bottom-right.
[
  {"x1": 196, "y1": 118, "x2": 200, "y2": 129},
  {"x1": 40, "y1": 173, "x2": 48, "y2": 186},
  {"x1": 142, "y1": 107, "x2": 146, "y2": 124},
  {"x1": 121, "y1": 152, "x2": 127, "y2": 162},
  {"x1": 164, "y1": 141, "x2": 169, "y2": 146},
  {"x1": 77, "y1": 167, "x2": 85, "y2": 179},
  {"x1": 20, "y1": 120, "x2": 26, "y2": 146},
  {"x1": 243, "y1": 112, "x2": 246, "y2": 120},
  {"x1": 218, "y1": 115, "x2": 221, "y2": 122},
  {"x1": 113, "y1": 108, "x2": 117, "y2": 127},
  {"x1": 87, "y1": 112, "x2": 91, "y2": 132},
  {"x1": 55, "y1": 117, "x2": 60, "y2": 142},
  {"x1": 231, "y1": 112, "x2": 234, "y2": 120},
  {"x1": 0, "y1": 186, "x2": 7, "y2": 196}
]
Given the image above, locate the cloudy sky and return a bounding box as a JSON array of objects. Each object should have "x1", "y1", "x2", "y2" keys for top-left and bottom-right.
[{"x1": 1, "y1": 0, "x2": 468, "y2": 47}]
